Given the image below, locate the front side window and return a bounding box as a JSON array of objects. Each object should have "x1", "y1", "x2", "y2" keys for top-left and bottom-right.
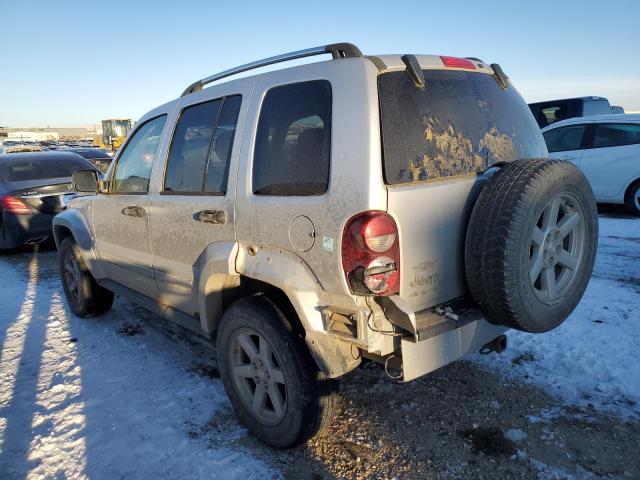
[
  {"x1": 164, "y1": 95, "x2": 242, "y2": 194},
  {"x1": 592, "y1": 123, "x2": 640, "y2": 149},
  {"x1": 253, "y1": 80, "x2": 332, "y2": 196},
  {"x1": 111, "y1": 115, "x2": 166, "y2": 193},
  {"x1": 543, "y1": 125, "x2": 588, "y2": 153}
]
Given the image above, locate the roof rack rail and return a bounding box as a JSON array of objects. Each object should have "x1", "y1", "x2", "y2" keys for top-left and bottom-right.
[{"x1": 181, "y1": 42, "x2": 362, "y2": 97}]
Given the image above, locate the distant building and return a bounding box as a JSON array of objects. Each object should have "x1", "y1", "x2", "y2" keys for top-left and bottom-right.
[
  {"x1": 0, "y1": 125, "x2": 99, "y2": 141},
  {"x1": 7, "y1": 131, "x2": 59, "y2": 141}
]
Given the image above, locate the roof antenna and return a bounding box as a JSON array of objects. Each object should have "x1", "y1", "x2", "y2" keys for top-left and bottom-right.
[{"x1": 401, "y1": 54, "x2": 425, "y2": 88}]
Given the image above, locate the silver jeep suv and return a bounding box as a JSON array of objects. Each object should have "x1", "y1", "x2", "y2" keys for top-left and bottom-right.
[{"x1": 54, "y1": 43, "x2": 598, "y2": 448}]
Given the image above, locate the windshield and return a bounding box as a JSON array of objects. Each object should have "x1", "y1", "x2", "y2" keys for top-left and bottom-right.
[{"x1": 378, "y1": 69, "x2": 547, "y2": 185}]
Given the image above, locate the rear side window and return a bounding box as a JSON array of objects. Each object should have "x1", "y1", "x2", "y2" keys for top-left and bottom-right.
[
  {"x1": 206, "y1": 96, "x2": 242, "y2": 193},
  {"x1": 164, "y1": 95, "x2": 241, "y2": 194},
  {"x1": 253, "y1": 80, "x2": 331, "y2": 196},
  {"x1": 379, "y1": 70, "x2": 547, "y2": 185},
  {"x1": 543, "y1": 125, "x2": 588, "y2": 153},
  {"x1": 592, "y1": 123, "x2": 640, "y2": 148},
  {"x1": 0, "y1": 155, "x2": 91, "y2": 182},
  {"x1": 165, "y1": 100, "x2": 222, "y2": 193},
  {"x1": 111, "y1": 115, "x2": 166, "y2": 193}
]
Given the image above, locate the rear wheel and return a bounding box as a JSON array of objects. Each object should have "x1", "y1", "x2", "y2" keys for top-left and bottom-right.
[
  {"x1": 625, "y1": 181, "x2": 640, "y2": 216},
  {"x1": 59, "y1": 236, "x2": 114, "y2": 317},
  {"x1": 217, "y1": 295, "x2": 337, "y2": 448}
]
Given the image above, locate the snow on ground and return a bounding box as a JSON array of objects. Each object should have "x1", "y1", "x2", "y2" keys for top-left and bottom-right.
[
  {"x1": 0, "y1": 253, "x2": 275, "y2": 479},
  {"x1": 0, "y1": 214, "x2": 639, "y2": 479},
  {"x1": 475, "y1": 216, "x2": 640, "y2": 417}
]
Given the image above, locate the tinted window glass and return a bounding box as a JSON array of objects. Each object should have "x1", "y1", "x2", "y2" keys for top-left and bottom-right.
[
  {"x1": 592, "y1": 123, "x2": 640, "y2": 148},
  {"x1": 543, "y1": 125, "x2": 588, "y2": 153},
  {"x1": 205, "y1": 95, "x2": 242, "y2": 193},
  {"x1": 253, "y1": 81, "x2": 331, "y2": 196},
  {"x1": 165, "y1": 100, "x2": 222, "y2": 192},
  {"x1": 582, "y1": 100, "x2": 611, "y2": 117},
  {"x1": 67, "y1": 148, "x2": 111, "y2": 159},
  {"x1": 111, "y1": 115, "x2": 166, "y2": 193},
  {"x1": 379, "y1": 70, "x2": 547, "y2": 184},
  {"x1": 528, "y1": 99, "x2": 580, "y2": 128},
  {"x1": 0, "y1": 155, "x2": 91, "y2": 182}
]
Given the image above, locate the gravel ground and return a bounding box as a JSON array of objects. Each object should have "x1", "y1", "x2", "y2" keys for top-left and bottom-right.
[{"x1": 1, "y1": 208, "x2": 639, "y2": 479}]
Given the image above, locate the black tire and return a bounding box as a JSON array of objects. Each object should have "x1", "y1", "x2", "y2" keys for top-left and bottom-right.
[
  {"x1": 465, "y1": 159, "x2": 598, "y2": 333},
  {"x1": 59, "y1": 236, "x2": 114, "y2": 317},
  {"x1": 625, "y1": 180, "x2": 640, "y2": 216},
  {"x1": 217, "y1": 295, "x2": 337, "y2": 448}
]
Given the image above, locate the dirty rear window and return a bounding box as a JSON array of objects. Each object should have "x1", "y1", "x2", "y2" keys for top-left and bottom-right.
[{"x1": 378, "y1": 70, "x2": 547, "y2": 185}]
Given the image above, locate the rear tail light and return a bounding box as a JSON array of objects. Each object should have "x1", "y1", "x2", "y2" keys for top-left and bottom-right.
[
  {"x1": 342, "y1": 211, "x2": 400, "y2": 296},
  {"x1": 440, "y1": 55, "x2": 476, "y2": 70},
  {"x1": 0, "y1": 195, "x2": 31, "y2": 215}
]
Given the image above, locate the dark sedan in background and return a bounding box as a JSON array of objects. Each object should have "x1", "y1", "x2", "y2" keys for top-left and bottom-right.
[
  {"x1": 63, "y1": 148, "x2": 113, "y2": 173},
  {"x1": 0, "y1": 151, "x2": 96, "y2": 250}
]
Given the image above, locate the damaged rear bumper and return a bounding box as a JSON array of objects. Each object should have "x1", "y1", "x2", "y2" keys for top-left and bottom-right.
[
  {"x1": 380, "y1": 296, "x2": 508, "y2": 381},
  {"x1": 400, "y1": 318, "x2": 507, "y2": 381}
]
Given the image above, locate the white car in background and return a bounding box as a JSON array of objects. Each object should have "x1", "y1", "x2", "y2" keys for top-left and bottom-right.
[{"x1": 542, "y1": 114, "x2": 640, "y2": 215}]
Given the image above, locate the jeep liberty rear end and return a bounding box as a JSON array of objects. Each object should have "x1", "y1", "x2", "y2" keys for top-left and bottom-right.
[{"x1": 55, "y1": 44, "x2": 598, "y2": 448}]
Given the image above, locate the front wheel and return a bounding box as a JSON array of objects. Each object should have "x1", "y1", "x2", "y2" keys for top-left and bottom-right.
[
  {"x1": 217, "y1": 295, "x2": 337, "y2": 448},
  {"x1": 59, "y1": 236, "x2": 114, "y2": 317}
]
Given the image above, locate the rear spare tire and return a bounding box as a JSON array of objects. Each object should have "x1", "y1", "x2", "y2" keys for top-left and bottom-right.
[{"x1": 465, "y1": 159, "x2": 598, "y2": 333}]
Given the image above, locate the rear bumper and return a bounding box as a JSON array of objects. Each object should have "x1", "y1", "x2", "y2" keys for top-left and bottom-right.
[
  {"x1": 400, "y1": 318, "x2": 507, "y2": 381},
  {"x1": 381, "y1": 295, "x2": 508, "y2": 381},
  {"x1": 0, "y1": 213, "x2": 55, "y2": 249}
]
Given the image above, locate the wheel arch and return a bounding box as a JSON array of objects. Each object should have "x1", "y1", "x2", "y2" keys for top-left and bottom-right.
[
  {"x1": 52, "y1": 209, "x2": 106, "y2": 279},
  {"x1": 624, "y1": 177, "x2": 640, "y2": 201},
  {"x1": 197, "y1": 241, "x2": 360, "y2": 378}
]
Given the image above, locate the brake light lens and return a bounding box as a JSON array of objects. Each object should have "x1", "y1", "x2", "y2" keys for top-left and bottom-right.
[
  {"x1": 0, "y1": 195, "x2": 31, "y2": 215},
  {"x1": 342, "y1": 211, "x2": 400, "y2": 296},
  {"x1": 440, "y1": 55, "x2": 476, "y2": 70}
]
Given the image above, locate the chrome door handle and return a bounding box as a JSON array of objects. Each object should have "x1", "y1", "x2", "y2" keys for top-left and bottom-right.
[
  {"x1": 121, "y1": 206, "x2": 145, "y2": 218},
  {"x1": 197, "y1": 209, "x2": 226, "y2": 224}
]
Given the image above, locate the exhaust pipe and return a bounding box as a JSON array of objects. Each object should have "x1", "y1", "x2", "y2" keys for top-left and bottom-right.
[
  {"x1": 25, "y1": 235, "x2": 48, "y2": 245},
  {"x1": 479, "y1": 334, "x2": 507, "y2": 355}
]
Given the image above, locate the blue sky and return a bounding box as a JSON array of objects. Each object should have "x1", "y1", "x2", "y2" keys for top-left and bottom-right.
[{"x1": 1, "y1": 0, "x2": 639, "y2": 126}]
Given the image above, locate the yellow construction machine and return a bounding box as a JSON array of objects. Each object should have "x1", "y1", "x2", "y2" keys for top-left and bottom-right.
[{"x1": 93, "y1": 119, "x2": 133, "y2": 150}]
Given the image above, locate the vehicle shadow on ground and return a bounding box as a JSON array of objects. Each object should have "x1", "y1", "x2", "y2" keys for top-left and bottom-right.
[{"x1": 0, "y1": 250, "x2": 55, "y2": 478}]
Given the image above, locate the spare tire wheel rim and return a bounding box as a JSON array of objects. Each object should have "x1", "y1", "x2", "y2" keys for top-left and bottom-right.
[
  {"x1": 228, "y1": 327, "x2": 288, "y2": 425},
  {"x1": 529, "y1": 193, "x2": 585, "y2": 303}
]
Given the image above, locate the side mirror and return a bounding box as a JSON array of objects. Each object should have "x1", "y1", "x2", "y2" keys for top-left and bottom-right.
[{"x1": 72, "y1": 169, "x2": 100, "y2": 193}]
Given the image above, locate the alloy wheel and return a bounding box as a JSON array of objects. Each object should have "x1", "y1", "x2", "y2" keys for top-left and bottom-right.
[
  {"x1": 228, "y1": 327, "x2": 288, "y2": 425},
  {"x1": 529, "y1": 194, "x2": 585, "y2": 302}
]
